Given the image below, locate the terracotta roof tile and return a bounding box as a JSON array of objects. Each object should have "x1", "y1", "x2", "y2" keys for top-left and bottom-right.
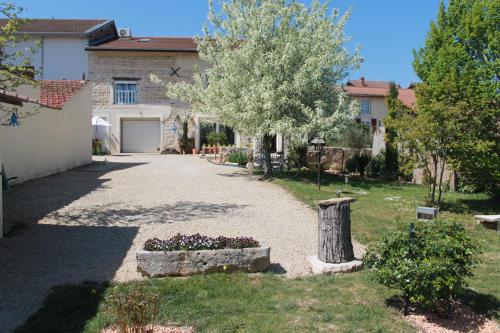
[
  {"x1": 0, "y1": 19, "x2": 107, "y2": 34},
  {"x1": 39, "y1": 80, "x2": 86, "y2": 109},
  {"x1": 343, "y1": 78, "x2": 416, "y2": 109},
  {"x1": 86, "y1": 37, "x2": 198, "y2": 52},
  {"x1": 397, "y1": 88, "x2": 417, "y2": 109}
]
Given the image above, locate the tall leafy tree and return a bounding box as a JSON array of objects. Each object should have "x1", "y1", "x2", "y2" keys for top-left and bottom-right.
[
  {"x1": 413, "y1": 0, "x2": 500, "y2": 195},
  {"x1": 168, "y1": 0, "x2": 361, "y2": 177},
  {"x1": 384, "y1": 81, "x2": 401, "y2": 178},
  {"x1": 0, "y1": 3, "x2": 38, "y2": 115}
]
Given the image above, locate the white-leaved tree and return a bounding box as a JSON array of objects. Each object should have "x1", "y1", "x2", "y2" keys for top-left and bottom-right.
[
  {"x1": 168, "y1": 0, "x2": 362, "y2": 177},
  {"x1": 1, "y1": 3, "x2": 39, "y2": 121}
]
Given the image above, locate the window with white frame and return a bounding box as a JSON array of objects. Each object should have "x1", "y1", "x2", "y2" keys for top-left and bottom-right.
[
  {"x1": 114, "y1": 81, "x2": 138, "y2": 104},
  {"x1": 360, "y1": 99, "x2": 371, "y2": 115}
]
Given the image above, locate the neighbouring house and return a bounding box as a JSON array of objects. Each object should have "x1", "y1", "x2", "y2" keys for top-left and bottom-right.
[
  {"x1": 0, "y1": 18, "x2": 117, "y2": 80},
  {"x1": 87, "y1": 34, "x2": 257, "y2": 154},
  {"x1": 344, "y1": 77, "x2": 416, "y2": 155},
  {"x1": 0, "y1": 80, "x2": 92, "y2": 237}
]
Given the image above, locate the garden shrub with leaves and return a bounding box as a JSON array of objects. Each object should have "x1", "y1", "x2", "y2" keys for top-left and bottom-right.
[
  {"x1": 367, "y1": 151, "x2": 385, "y2": 177},
  {"x1": 227, "y1": 151, "x2": 248, "y2": 165},
  {"x1": 104, "y1": 286, "x2": 160, "y2": 333},
  {"x1": 144, "y1": 233, "x2": 259, "y2": 252},
  {"x1": 207, "y1": 131, "x2": 229, "y2": 146},
  {"x1": 345, "y1": 151, "x2": 371, "y2": 177},
  {"x1": 363, "y1": 220, "x2": 481, "y2": 317}
]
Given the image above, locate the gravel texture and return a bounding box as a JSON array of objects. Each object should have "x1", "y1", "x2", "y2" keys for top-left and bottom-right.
[
  {"x1": 0, "y1": 154, "x2": 365, "y2": 332},
  {"x1": 407, "y1": 301, "x2": 499, "y2": 333}
]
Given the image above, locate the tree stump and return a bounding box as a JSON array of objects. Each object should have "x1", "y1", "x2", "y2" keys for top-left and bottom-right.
[{"x1": 318, "y1": 197, "x2": 356, "y2": 263}]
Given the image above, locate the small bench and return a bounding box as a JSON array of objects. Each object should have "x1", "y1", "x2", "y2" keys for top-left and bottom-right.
[{"x1": 475, "y1": 215, "x2": 500, "y2": 235}]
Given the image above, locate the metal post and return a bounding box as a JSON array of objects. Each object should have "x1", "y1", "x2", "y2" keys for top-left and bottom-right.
[{"x1": 317, "y1": 150, "x2": 321, "y2": 191}]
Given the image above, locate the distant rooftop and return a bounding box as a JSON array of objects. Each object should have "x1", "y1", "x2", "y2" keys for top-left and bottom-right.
[
  {"x1": 345, "y1": 77, "x2": 416, "y2": 109},
  {"x1": 0, "y1": 19, "x2": 108, "y2": 34},
  {"x1": 86, "y1": 37, "x2": 198, "y2": 52}
]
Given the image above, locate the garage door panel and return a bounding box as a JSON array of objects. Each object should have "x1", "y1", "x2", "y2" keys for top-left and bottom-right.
[{"x1": 122, "y1": 119, "x2": 161, "y2": 153}]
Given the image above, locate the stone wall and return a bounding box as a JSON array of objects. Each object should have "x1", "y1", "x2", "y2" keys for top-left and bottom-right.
[{"x1": 307, "y1": 147, "x2": 372, "y2": 173}]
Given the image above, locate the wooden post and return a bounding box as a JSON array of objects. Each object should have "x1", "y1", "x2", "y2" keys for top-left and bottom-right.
[{"x1": 318, "y1": 197, "x2": 356, "y2": 263}]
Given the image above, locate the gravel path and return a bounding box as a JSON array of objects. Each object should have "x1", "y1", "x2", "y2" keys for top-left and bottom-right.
[{"x1": 0, "y1": 154, "x2": 364, "y2": 332}]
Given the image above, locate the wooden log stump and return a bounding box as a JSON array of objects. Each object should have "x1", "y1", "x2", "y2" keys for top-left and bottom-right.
[{"x1": 318, "y1": 197, "x2": 356, "y2": 263}]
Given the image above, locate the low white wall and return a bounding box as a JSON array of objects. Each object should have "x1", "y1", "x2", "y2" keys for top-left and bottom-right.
[{"x1": 0, "y1": 84, "x2": 92, "y2": 184}]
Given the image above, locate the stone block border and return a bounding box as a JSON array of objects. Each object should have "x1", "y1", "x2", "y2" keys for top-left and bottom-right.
[{"x1": 137, "y1": 247, "x2": 271, "y2": 277}]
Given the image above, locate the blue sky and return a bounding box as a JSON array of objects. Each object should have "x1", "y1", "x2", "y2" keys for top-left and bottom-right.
[{"x1": 14, "y1": 0, "x2": 441, "y2": 87}]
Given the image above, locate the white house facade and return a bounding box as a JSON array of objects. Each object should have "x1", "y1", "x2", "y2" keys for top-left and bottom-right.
[{"x1": 0, "y1": 18, "x2": 118, "y2": 80}]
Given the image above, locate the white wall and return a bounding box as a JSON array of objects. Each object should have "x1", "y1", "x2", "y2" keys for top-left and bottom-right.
[
  {"x1": 353, "y1": 96, "x2": 388, "y2": 126},
  {"x1": 4, "y1": 35, "x2": 88, "y2": 80},
  {"x1": 0, "y1": 84, "x2": 92, "y2": 184},
  {"x1": 94, "y1": 104, "x2": 173, "y2": 154},
  {"x1": 43, "y1": 37, "x2": 89, "y2": 80}
]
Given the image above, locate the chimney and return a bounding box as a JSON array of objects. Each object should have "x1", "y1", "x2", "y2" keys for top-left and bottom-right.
[
  {"x1": 82, "y1": 73, "x2": 86, "y2": 81},
  {"x1": 360, "y1": 76, "x2": 366, "y2": 86}
]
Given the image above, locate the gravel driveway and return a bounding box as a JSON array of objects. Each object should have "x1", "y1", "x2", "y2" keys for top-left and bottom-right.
[{"x1": 0, "y1": 154, "x2": 364, "y2": 332}]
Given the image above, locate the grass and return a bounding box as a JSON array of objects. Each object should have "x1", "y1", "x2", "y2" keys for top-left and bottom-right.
[
  {"x1": 272, "y1": 170, "x2": 499, "y2": 314},
  {"x1": 14, "y1": 170, "x2": 499, "y2": 332},
  {"x1": 17, "y1": 273, "x2": 416, "y2": 333}
]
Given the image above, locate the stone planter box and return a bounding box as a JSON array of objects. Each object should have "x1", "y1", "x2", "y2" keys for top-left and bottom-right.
[{"x1": 137, "y1": 247, "x2": 271, "y2": 277}]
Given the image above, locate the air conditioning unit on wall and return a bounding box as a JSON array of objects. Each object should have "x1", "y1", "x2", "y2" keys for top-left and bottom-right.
[{"x1": 118, "y1": 28, "x2": 132, "y2": 38}]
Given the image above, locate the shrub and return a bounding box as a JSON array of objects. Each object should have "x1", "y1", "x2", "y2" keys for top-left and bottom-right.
[
  {"x1": 367, "y1": 151, "x2": 385, "y2": 177},
  {"x1": 363, "y1": 220, "x2": 481, "y2": 317},
  {"x1": 207, "y1": 131, "x2": 229, "y2": 146},
  {"x1": 342, "y1": 123, "x2": 372, "y2": 149},
  {"x1": 345, "y1": 151, "x2": 371, "y2": 177},
  {"x1": 287, "y1": 141, "x2": 308, "y2": 169},
  {"x1": 179, "y1": 120, "x2": 189, "y2": 153},
  {"x1": 144, "y1": 233, "x2": 259, "y2": 252},
  {"x1": 227, "y1": 151, "x2": 248, "y2": 165},
  {"x1": 356, "y1": 152, "x2": 371, "y2": 177},
  {"x1": 104, "y1": 286, "x2": 160, "y2": 333},
  {"x1": 345, "y1": 156, "x2": 358, "y2": 174}
]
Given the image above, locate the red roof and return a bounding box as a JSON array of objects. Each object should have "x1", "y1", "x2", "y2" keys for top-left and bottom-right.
[
  {"x1": 86, "y1": 37, "x2": 198, "y2": 52},
  {"x1": 344, "y1": 77, "x2": 416, "y2": 109},
  {"x1": 39, "y1": 80, "x2": 86, "y2": 109}
]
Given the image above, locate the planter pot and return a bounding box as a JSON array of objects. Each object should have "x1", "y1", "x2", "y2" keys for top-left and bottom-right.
[{"x1": 137, "y1": 247, "x2": 271, "y2": 277}]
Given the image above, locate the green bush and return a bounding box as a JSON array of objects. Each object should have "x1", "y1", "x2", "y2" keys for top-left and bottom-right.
[
  {"x1": 227, "y1": 151, "x2": 248, "y2": 165},
  {"x1": 342, "y1": 123, "x2": 372, "y2": 149},
  {"x1": 363, "y1": 220, "x2": 481, "y2": 317},
  {"x1": 367, "y1": 151, "x2": 385, "y2": 177},
  {"x1": 287, "y1": 141, "x2": 308, "y2": 169},
  {"x1": 207, "y1": 131, "x2": 229, "y2": 146},
  {"x1": 345, "y1": 151, "x2": 371, "y2": 177},
  {"x1": 345, "y1": 156, "x2": 358, "y2": 174},
  {"x1": 104, "y1": 286, "x2": 160, "y2": 333},
  {"x1": 356, "y1": 152, "x2": 371, "y2": 177}
]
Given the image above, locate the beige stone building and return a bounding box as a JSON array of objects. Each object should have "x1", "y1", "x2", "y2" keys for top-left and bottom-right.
[{"x1": 86, "y1": 35, "x2": 279, "y2": 154}]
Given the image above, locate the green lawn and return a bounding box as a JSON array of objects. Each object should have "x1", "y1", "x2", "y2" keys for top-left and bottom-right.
[
  {"x1": 272, "y1": 170, "x2": 499, "y2": 315},
  {"x1": 15, "y1": 171, "x2": 499, "y2": 333}
]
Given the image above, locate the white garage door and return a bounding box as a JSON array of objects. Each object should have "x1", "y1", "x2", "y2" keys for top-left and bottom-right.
[{"x1": 121, "y1": 119, "x2": 161, "y2": 153}]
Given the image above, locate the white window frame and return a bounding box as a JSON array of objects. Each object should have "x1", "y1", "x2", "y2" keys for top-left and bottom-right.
[
  {"x1": 113, "y1": 80, "x2": 139, "y2": 105},
  {"x1": 360, "y1": 99, "x2": 371, "y2": 115}
]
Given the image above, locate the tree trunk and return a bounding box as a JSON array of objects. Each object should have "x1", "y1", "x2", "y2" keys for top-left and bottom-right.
[
  {"x1": 261, "y1": 134, "x2": 273, "y2": 178},
  {"x1": 318, "y1": 198, "x2": 356, "y2": 263},
  {"x1": 436, "y1": 159, "x2": 446, "y2": 207}
]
